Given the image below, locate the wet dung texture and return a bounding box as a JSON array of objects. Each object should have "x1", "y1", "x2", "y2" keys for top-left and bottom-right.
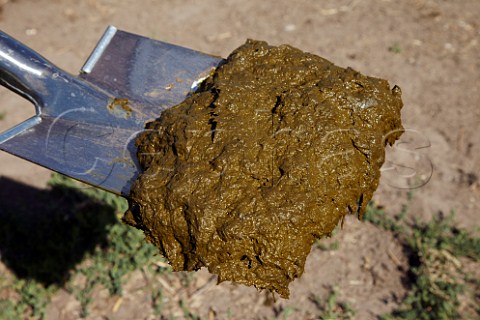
[{"x1": 124, "y1": 40, "x2": 404, "y2": 298}]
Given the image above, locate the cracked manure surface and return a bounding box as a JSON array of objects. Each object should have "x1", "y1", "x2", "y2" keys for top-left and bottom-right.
[{"x1": 123, "y1": 40, "x2": 404, "y2": 297}]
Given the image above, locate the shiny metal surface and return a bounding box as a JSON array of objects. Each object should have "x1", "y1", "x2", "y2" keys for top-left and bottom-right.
[
  {"x1": 81, "y1": 25, "x2": 118, "y2": 74},
  {"x1": 0, "y1": 27, "x2": 222, "y2": 195}
]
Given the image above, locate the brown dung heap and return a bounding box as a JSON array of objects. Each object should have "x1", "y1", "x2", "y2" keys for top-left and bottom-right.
[{"x1": 123, "y1": 40, "x2": 404, "y2": 298}]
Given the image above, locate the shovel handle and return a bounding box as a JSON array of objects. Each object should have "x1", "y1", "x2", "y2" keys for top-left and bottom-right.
[{"x1": 0, "y1": 30, "x2": 64, "y2": 113}]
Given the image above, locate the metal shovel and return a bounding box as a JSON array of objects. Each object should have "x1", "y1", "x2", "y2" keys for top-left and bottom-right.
[{"x1": 0, "y1": 26, "x2": 222, "y2": 196}]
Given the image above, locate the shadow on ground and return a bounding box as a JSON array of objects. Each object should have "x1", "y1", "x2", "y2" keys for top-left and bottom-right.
[{"x1": 0, "y1": 176, "x2": 117, "y2": 286}]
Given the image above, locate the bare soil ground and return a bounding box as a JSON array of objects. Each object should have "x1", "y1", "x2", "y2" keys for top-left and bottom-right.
[{"x1": 0, "y1": 0, "x2": 479, "y2": 319}]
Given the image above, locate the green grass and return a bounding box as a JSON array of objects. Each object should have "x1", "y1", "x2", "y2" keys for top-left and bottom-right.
[
  {"x1": 55, "y1": 174, "x2": 171, "y2": 317},
  {"x1": 278, "y1": 305, "x2": 296, "y2": 320},
  {"x1": 310, "y1": 288, "x2": 355, "y2": 320},
  {"x1": 363, "y1": 202, "x2": 406, "y2": 233},
  {"x1": 151, "y1": 287, "x2": 165, "y2": 316},
  {"x1": 315, "y1": 226, "x2": 341, "y2": 251},
  {"x1": 0, "y1": 111, "x2": 5, "y2": 120},
  {"x1": 364, "y1": 203, "x2": 480, "y2": 320},
  {"x1": 0, "y1": 280, "x2": 55, "y2": 320},
  {"x1": 180, "y1": 299, "x2": 204, "y2": 320},
  {"x1": 0, "y1": 173, "x2": 169, "y2": 319},
  {"x1": 68, "y1": 219, "x2": 166, "y2": 317}
]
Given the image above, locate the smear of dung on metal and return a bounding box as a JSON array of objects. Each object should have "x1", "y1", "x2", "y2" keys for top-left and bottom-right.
[{"x1": 123, "y1": 39, "x2": 404, "y2": 298}]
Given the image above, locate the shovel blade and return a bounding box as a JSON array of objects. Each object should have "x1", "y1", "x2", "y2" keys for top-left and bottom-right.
[{"x1": 0, "y1": 26, "x2": 222, "y2": 195}]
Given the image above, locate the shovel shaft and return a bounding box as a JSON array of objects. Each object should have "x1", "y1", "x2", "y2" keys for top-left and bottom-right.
[{"x1": 0, "y1": 31, "x2": 58, "y2": 111}]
